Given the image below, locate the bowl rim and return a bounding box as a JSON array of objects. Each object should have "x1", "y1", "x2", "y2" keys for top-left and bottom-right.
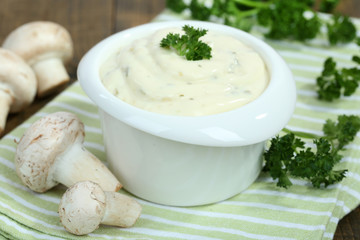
[{"x1": 77, "y1": 20, "x2": 296, "y2": 147}]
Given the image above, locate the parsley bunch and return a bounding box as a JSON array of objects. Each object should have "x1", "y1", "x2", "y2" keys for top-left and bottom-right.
[
  {"x1": 256, "y1": 0, "x2": 321, "y2": 41},
  {"x1": 160, "y1": 25, "x2": 212, "y2": 61},
  {"x1": 166, "y1": 0, "x2": 356, "y2": 45},
  {"x1": 263, "y1": 115, "x2": 360, "y2": 188},
  {"x1": 316, "y1": 38, "x2": 360, "y2": 101}
]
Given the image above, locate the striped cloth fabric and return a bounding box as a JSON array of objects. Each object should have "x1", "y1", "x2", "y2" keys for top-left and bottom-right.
[{"x1": 0, "y1": 10, "x2": 359, "y2": 240}]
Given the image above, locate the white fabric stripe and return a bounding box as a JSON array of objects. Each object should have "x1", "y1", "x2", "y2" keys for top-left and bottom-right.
[
  {"x1": 221, "y1": 201, "x2": 331, "y2": 216},
  {"x1": 258, "y1": 176, "x2": 356, "y2": 214},
  {"x1": 297, "y1": 89, "x2": 317, "y2": 97},
  {"x1": 291, "y1": 114, "x2": 326, "y2": 124},
  {"x1": 243, "y1": 189, "x2": 337, "y2": 203},
  {"x1": 288, "y1": 63, "x2": 322, "y2": 73},
  {"x1": 297, "y1": 89, "x2": 360, "y2": 101},
  {"x1": 271, "y1": 40, "x2": 358, "y2": 59},
  {"x1": 1, "y1": 134, "x2": 18, "y2": 142},
  {"x1": 0, "y1": 186, "x2": 57, "y2": 217},
  {"x1": 338, "y1": 185, "x2": 360, "y2": 200},
  {"x1": 279, "y1": 50, "x2": 324, "y2": 62},
  {"x1": 283, "y1": 125, "x2": 323, "y2": 136},
  {"x1": 88, "y1": 232, "x2": 144, "y2": 240},
  {"x1": 346, "y1": 172, "x2": 360, "y2": 182},
  {"x1": 138, "y1": 200, "x2": 325, "y2": 231},
  {"x1": 47, "y1": 102, "x2": 99, "y2": 119},
  {"x1": 85, "y1": 125, "x2": 103, "y2": 134},
  {"x1": 336, "y1": 201, "x2": 350, "y2": 214},
  {"x1": 296, "y1": 102, "x2": 360, "y2": 114},
  {"x1": 34, "y1": 112, "x2": 50, "y2": 118},
  {"x1": 280, "y1": 49, "x2": 356, "y2": 65},
  {"x1": 330, "y1": 217, "x2": 339, "y2": 224},
  {"x1": 141, "y1": 214, "x2": 296, "y2": 240},
  {"x1": 344, "y1": 143, "x2": 360, "y2": 151},
  {"x1": 0, "y1": 215, "x2": 63, "y2": 240},
  {"x1": 0, "y1": 175, "x2": 60, "y2": 204},
  {"x1": 323, "y1": 232, "x2": 334, "y2": 239},
  {"x1": 0, "y1": 144, "x2": 16, "y2": 153},
  {"x1": 61, "y1": 90, "x2": 94, "y2": 104},
  {"x1": 9, "y1": 122, "x2": 32, "y2": 132},
  {"x1": 121, "y1": 227, "x2": 222, "y2": 240},
  {"x1": 0, "y1": 201, "x2": 63, "y2": 231},
  {"x1": 260, "y1": 176, "x2": 358, "y2": 214},
  {"x1": 84, "y1": 142, "x2": 105, "y2": 152},
  {"x1": 290, "y1": 117, "x2": 360, "y2": 138},
  {"x1": 301, "y1": 44, "x2": 359, "y2": 59},
  {"x1": 0, "y1": 156, "x2": 14, "y2": 169},
  {"x1": 342, "y1": 156, "x2": 360, "y2": 163},
  {"x1": 294, "y1": 75, "x2": 315, "y2": 84}
]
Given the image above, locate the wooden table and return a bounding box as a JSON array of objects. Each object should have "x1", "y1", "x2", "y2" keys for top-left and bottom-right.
[{"x1": 0, "y1": 0, "x2": 359, "y2": 239}]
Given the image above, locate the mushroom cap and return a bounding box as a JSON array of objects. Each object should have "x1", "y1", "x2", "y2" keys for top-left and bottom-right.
[
  {"x1": 2, "y1": 21, "x2": 73, "y2": 66},
  {"x1": 0, "y1": 48, "x2": 37, "y2": 112},
  {"x1": 59, "y1": 181, "x2": 106, "y2": 235},
  {"x1": 15, "y1": 112, "x2": 85, "y2": 192}
]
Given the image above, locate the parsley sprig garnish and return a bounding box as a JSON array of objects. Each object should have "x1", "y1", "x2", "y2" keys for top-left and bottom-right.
[
  {"x1": 160, "y1": 25, "x2": 212, "y2": 61},
  {"x1": 263, "y1": 115, "x2": 360, "y2": 188},
  {"x1": 316, "y1": 38, "x2": 360, "y2": 101}
]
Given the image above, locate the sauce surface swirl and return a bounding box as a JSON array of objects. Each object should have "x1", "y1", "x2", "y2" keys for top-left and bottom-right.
[{"x1": 100, "y1": 27, "x2": 269, "y2": 116}]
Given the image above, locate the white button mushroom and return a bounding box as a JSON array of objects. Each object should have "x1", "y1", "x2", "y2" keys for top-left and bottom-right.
[
  {"x1": 0, "y1": 48, "x2": 37, "y2": 135},
  {"x1": 2, "y1": 21, "x2": 73, "y2": 97},
  {"x1": 59, "y1": 181, "x2": 142, "y2": 235},
  {"x1": 15, "y1": 111, "x2": 122, "y2": 193}
]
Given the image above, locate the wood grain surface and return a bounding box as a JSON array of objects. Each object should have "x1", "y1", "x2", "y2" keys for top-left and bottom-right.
[{"x1": 0, "y1": 0, "x2": 359, "y2": 239}]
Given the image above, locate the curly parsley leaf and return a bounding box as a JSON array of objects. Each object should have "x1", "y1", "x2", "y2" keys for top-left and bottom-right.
[
  {"x1": 316, "y1": 57, "x2": 342, "y2": 101},
  {"x1": 316, "y1": 39, "x2": 360, "y2": 101},
  {"x1": 160, "y1": 25, "x2": 212, "y2": 61},
  {"x1": 263, "y1": 115, "x2": 360, "y2": 188},
  {"x1": 257, "y1": 0, "x2": 321, "y2": 41},
  {"x1": 263, "y1": 133, "x2": 304, "y2": 188},
  {"x1": 323, "y1": 115, "x2": 360, "y2": 149},
  {"x1": 327, "y1": 15, "x2": 357, "y2": 45}
]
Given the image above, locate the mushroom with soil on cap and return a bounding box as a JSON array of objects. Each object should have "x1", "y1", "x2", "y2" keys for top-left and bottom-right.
[
  {"x1": 59, "y1": 181, "x2": 142, "y2": 235},
  {"x1": 0, "y1": 48, "x2": 37, "y2": 135},
  {"x1": 14, "y1": 111, "x2": 122, "y2": 193},
  {"x1": 2, "y1": 21, "x2": 74, "y2": 97}
]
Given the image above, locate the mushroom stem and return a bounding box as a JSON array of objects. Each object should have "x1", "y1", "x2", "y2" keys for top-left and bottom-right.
[
  {"x1": 32, "y1": 58, "x2": 70, "y2": 97},
  {"x1": 53, "y1": 142, "x2": 122, "y2": 192},
  {"x1": 0, "y1": 88, "x2": 12, "y2": 134},
  {"x1": 102, "y1": 191, "x2": 142, "y2": 228}
]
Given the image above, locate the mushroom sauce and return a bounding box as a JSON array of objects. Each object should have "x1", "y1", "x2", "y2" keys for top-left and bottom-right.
[{"x1": 100, "y1": 27, "x2": 269, "y2": 116}]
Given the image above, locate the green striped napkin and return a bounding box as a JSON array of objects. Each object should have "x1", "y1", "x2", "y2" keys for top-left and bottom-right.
[{"x1": 0, "y1": 10, "x2": 359, "y2": 240}]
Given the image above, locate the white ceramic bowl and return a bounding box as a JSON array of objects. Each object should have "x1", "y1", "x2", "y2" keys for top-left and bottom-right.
[{"x1": 78, "y1": 20, "x2": 296, "y2": 206}]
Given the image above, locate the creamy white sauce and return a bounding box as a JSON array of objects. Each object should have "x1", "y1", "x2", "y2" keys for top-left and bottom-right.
[{"x1": 100, "y1": 27, "x2": 269, "y2": 116}]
